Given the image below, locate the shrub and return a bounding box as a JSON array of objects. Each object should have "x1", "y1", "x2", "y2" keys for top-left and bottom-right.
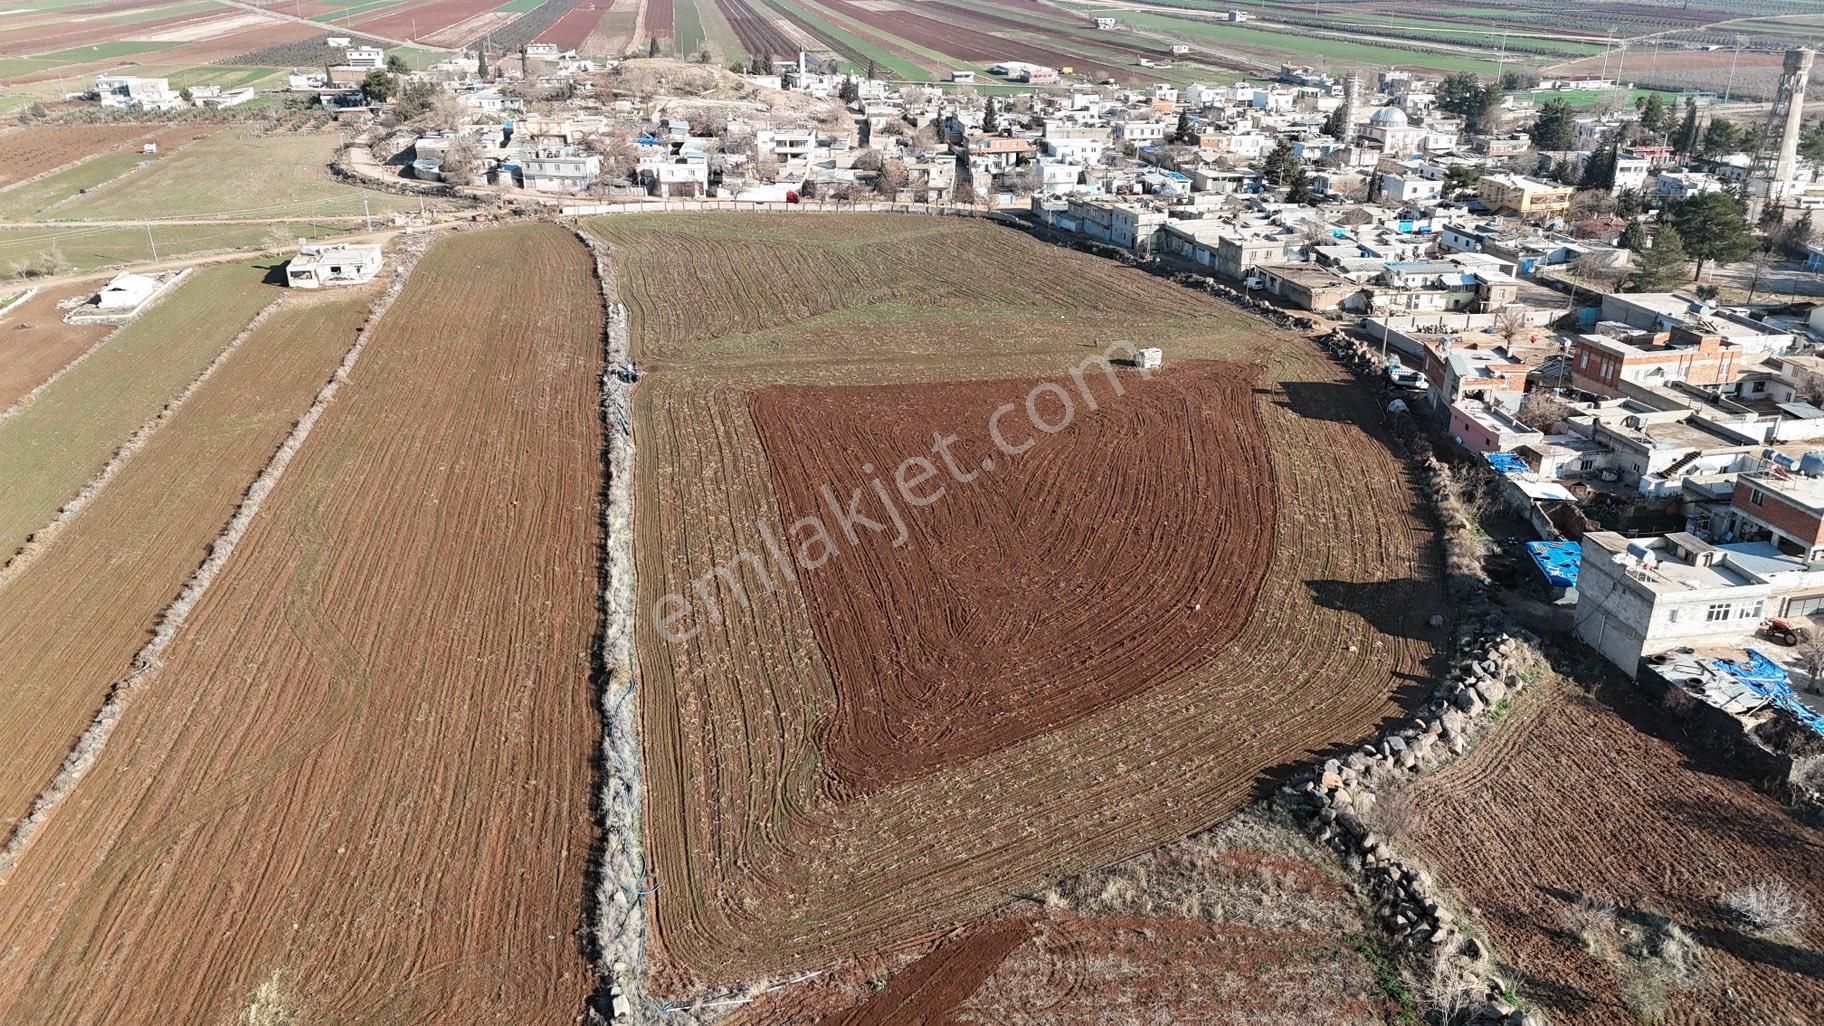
[{"x1": 1723, "y1": 880, "x2": 1812, "y2": 938}]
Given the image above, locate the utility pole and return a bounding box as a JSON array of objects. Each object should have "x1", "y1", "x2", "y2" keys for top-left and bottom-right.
[
  {"x1": 362, "y1": 190, "x2": 373, "y2": 231},
  {"x1": 145, "y1": 223, "x2": 158, "y2": 262},
  {"x1": 1724, "y1": 36, "x2": 1744, "y2": 105}
]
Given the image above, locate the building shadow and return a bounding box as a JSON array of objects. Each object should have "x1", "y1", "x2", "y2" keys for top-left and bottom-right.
[
  {"x1": 1305, "y1": 577, "x2": 1440, "y2": 644},
  {"x1": 1276, "y1": 379, "x2": 1379, "y2": 424}
]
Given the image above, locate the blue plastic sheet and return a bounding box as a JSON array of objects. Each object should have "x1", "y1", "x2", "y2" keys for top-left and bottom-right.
[
  {"x1": 1484, "y1": 452, "x2": 1530, "y2": 476},
  {"x1": 1525, "y1": 541, "x2": 1580, "y2": 589},
  {"x1": 1708, "y1": 649, "x2": 1824, "y2": 738}
]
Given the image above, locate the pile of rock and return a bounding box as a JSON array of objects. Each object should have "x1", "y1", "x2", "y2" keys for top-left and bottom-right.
[{"x1": 1277, "y1": 624, "x2": 1543, "y2": 1026}]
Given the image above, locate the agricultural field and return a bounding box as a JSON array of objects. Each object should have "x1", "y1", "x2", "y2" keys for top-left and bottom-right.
[
  {"x1": 44, "y1": 129, "x2": 423, "y2": 221},
  {"x1": 0, "y1": 124, "x2": 218, "y2": 220},
  {"x1": 0, "y1": 124, "x2": 167, "y2": 190},
  {"x1": 1392, "y1": 674, "x2": 1824, "y2": 1024},
  {"x1": 0, "y1": 223, "x2": 605, "y2": 1025},
  {"x1": 0, "y1": 0, "x2": 324, "y2": 84},
  {"x1": 0, "y1": 263, "x2": 270, "y2": 565},
  {"x1": 587, "y1": 212, "x2": 1443, "y2": 997},
  {"x1": 0, "y1": 272, "x2": 367, "y2": 837},
  {"x1": 0, "y1": 220, "x2": 359, "y2": 280},
  {"x1": 723, "y1": 810, "x2": 1409, "y2": 1022},
  {"x1": 0, "y1": 282, "x2": 111, "y2": 408}
]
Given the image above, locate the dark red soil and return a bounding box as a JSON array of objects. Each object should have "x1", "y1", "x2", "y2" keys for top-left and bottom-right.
[{"x1": 747, "y1": 361, "x2": 1275, "y2": 795}]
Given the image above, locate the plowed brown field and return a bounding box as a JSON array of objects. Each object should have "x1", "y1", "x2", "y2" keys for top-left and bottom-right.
[
  {"x1": 0, "y1": 282, "x2": 370, "y2": 835},
  {"x1": 748, "y1": 363, "x2": 1275, "y2": 793},
  {"x1": 1401, "y1": 678, "x2": 1824, "y2": 1025},
  {"x1": 0, "y1": 284, "x2": 110, "y2": 408},
  {"x1": 724, "y1": 811, "x2": 1397, "y2": 1023},
  {"x1": 0, "y1": 224, "x2": 604, "y2": 1025},
  {"x1": 0, "y1": 125, "x2": 161, "y2": 189},
  {"x1": 588, "y1": 213, "x2": 1442, "y2": 992}
]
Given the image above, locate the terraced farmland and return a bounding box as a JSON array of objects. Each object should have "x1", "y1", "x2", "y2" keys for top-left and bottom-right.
[
  {"x1": 0, "y1": 280, "x2": 369, "y2": 839},
  {"x1": 0, "y1": 224, "x2": 605, "y2": 1026},
  {"x1": 0, "y1": 283, "x2": 111, "y2": 408},
  {"x1": 1398, "y1": 677, "x2": 1824, "y2": 1025},
  {"x1": 0, "y1": 265, "x2": 270, "y2": 563},
  {"x1": 588, "y1": 212, "x2": 1443, "y2": 992}
]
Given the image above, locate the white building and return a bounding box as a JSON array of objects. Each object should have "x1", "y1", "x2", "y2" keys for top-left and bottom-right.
[
  {"x1": 1382, "y1": 172, "x2": 1443, "y2": 204},
  {"x1": 1573, "y1": 531, "x2": 1808, "y2": 675},
  {"x1": 286, "y1": 241, "x2": 384, "y2": 288},
  {"x1": 94, "y1": 75, "x2": 183, "y2": 111},
  {"x1": 345, "y1": 46, "x2": 386, "y2": 70},
  {"x1": 94, "y1": 272, "x2": 162, "y2": 311},
  {"x1": 521, "y1": 147, "x2": 602, "y2": 193},
  {"x1": 1658, "y1": 170, "x2": 1727, "y2": 200}
]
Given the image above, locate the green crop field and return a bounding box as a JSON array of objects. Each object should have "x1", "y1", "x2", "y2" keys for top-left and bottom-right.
[
  {"x1": 0, "y1": 152, "x2": 157, "y2": 221},
  {"x1": 0, "y1": 222, "x2": 357, "y2": 279},
  {"x1": 673, "y1": 0, "x2": 706, "y2": 56},
  {"x1": 0, "y1": 264, "x2": 271, "y2": 559},
  {"x1": 52, "y1": 131, "x2": 421, "y2": 222},
  {"x1": 1064, "y1": 4, "x2": 1518, "y2": 75}
]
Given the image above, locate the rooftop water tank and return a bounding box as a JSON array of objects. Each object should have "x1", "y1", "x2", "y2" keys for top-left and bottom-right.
[{"x1": 1803, "y1": 451, "x2": 1824, "y2": 477}]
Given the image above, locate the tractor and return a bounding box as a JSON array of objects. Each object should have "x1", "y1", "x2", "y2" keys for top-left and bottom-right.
[{"x1": 1758, "y1": 617, "x2": 1813, "y2": 647}]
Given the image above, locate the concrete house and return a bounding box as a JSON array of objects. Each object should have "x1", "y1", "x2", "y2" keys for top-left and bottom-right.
[{"x1": 286, "y1": 241, "x2": 384, "y2": 288}]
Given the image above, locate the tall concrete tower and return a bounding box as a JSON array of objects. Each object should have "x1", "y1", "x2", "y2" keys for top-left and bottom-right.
[
  {"x1": 1751, "y1": 47, "x2": 1813, "y2": 217},
  {"x1": 1340, "y1": 73, "x2": 1361, "y2": 146}
]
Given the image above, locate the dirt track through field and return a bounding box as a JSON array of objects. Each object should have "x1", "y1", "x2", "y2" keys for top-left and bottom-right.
[
  {"x1": 748, "y1": 362, "x2": 1275, "y2": 793},
  {"x1": 0, "y1": 224, "x2": 604, "y2": 1026},
  {"x1": 1402, "y1": 679, "x2": 1824, "y2": 1025},
  {"x1": 0, "y1": 287, "x2": 373, "y2": 836},
  {"x1": 593, "y1": 213, "x2": 1443, "y2": 987}
]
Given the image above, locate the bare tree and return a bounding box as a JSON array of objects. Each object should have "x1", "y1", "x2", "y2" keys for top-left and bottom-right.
[
  {"x1": 440, "y1": 135, "x2": 481, "y2": 182},
  {"x1": 1516, "y1": 390, "x2": 1574, "y2": 432},
  {"x1": 586, "y1": 126, "x2": 640, "y2": 184},
  {"x1": 1492, "y1": 305, "x2": 1530, "y2": 346},
  {"x1": 1793, "y1": 370, "x2": 1824, "y2": 406},
  {"x1": 874, "y1": 156, "x2": 907, "y2": 197},
  {"x1": 1793, "y1": 631, "x2": 1824, "y2": 686},
  {"x1": 1572, "y1": 250, "x2": 1619, "y2": 294}
]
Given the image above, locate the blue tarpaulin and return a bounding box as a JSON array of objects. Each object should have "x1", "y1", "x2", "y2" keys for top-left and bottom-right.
[
  {"x1": 1484, "y1": 452, "x2": 1530, "y2": 476},
  {"x1": 1707, "y1": 649, "x2": 1824, "y2": 738},
  {"x1": 1526, "y1": 541, "x2": 1580, "y2": 589}
]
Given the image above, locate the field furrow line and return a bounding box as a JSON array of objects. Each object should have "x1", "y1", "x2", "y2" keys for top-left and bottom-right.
[
  {"x1": 0, "y1": 299, "x2": 281, "y2": 591},
  {"x1": 0, "y1": 244, "x2": 423, "y2": 887}
]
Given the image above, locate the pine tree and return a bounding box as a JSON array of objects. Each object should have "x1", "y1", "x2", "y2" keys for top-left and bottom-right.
[
  {"x1": 866, "y1": 58, "x2": 877, "y2": 80},
  {"x1": 1638, "y1": 92, "x2": 1669, "y2": 134},
  {"x1": 981, "y1": 99, "x2": 997, "y2": 133},
  {"x1": 1262, "y1": 137, "x2": 1298, "y2": 187},
  {"x1": 1616, "y1": 187, "x2": 1643, "y2": 218},
  {"x1": 1618, "y1": 218, "x2": 1648, "y2": 253},
  {"x1": 648, "y1": 38, "x2": 659, "y2": 58},
  {"x1": 1322, "y1": 102, "x2": 1347, "y2": 140},
  {"x1": 1670, "y1": 98, "x2": 1699, "y2": 155},
  {"x1": 1667, "y1": 192, "x2": 1755, "y2": 279},
  {"x1": 1529, "y1": 98, "x2": 1575, "y2": 151},
  {"x1": 1579, "y1": 141, "x2": 1617, "y2": 191},
  {"x1": 1365, "y1": 170, "x2": 1383, "y2": 202},
  {"x1": 476, "y1": 46, "x2": 488, "y2": 79},
  {"x1": 1287, "y1": 166, "x2": 1317, "y2": 205},
  {"x1": 1629, "y1": 225, "x2": 1691, "y2": 291},
  {"x1": 1175, "y1": 108, "x2": 1191, "y2": 142}
]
